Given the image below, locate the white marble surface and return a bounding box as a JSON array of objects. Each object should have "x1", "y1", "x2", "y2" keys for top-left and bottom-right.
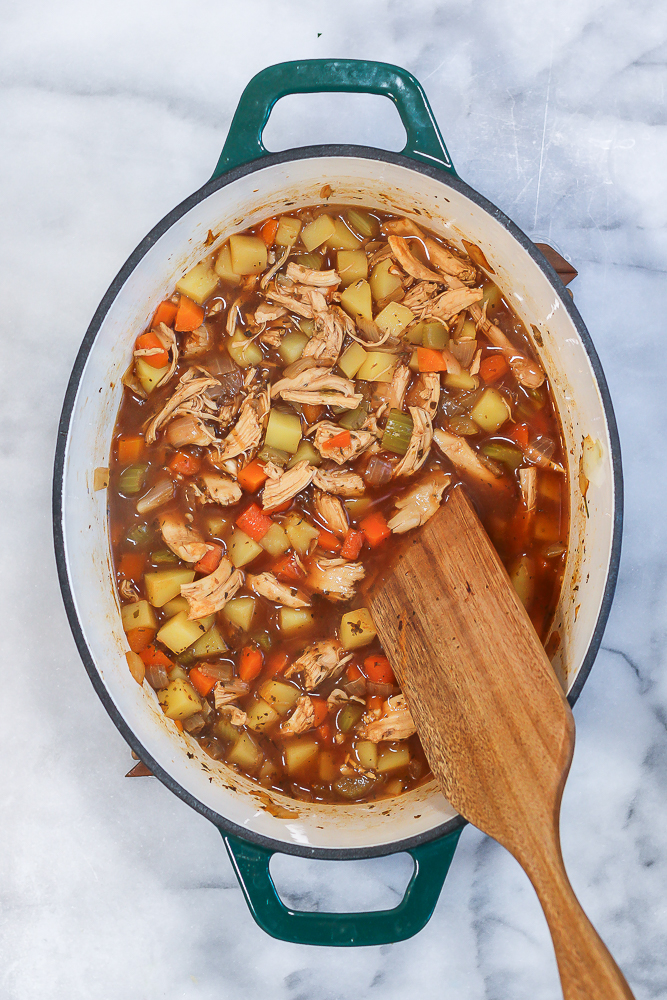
[{"x1": 2, "y1": 1, "x2": 666, "y2": 996}]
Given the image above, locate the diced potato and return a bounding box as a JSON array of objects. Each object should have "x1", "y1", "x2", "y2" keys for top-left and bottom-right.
[
  {"x1": 326, "y1": 218, "x2": 362, "y2": 251},
  {"x1": 482, "y1": 283, "x2": 503, "y2": 314},
  {"x1": 158, "y1": 677, "x2": 202, "y2": 720},
  {"x1": 259, "y1": 680, "x2": 300, "y2": 716},
  {"x1": 319, "y1": 750, "x2": 340, "y2": 783},
  {"x1": 168, "y1": 664, "x2": 189, "y2": 682},
  {"x1": 369, "y1": 259, "x2": 402, "y2": 302},
  {"x1": 384, "y1": 778, "x2": 405, "y2": 796},
  {"x1": 470, "y1": 387, "x2": 512, "y2": 433},
  {"x1": 135, "y1": 358, "x2": 170, "y2": 394},
  {"x1": 346, "y1": 209, "x2": 379, "y2": 239},
  {"x1": 340, "y1": 608, "x2": 377, "y2": 650},
  {"x1": 265, "y1": 409, "x2": 302, "y2": 454},
  {"x1": 356, "y1": 352, "x2": 396, "y2": 383},
  {"x1": 404, "y1": 321, "x2": 424, "y2": 346},
  {"x1": 510, "y1": 556, "x2": 536, "y2": 607},
  {"x1": 285, "y1": 514, "x2": 319, "y2": 555},
  {"x1": 175, "y1": 261, "x2": 219, "y2": 305},
  {"x1": 287, "y1": 440, "x2": 321, "y2": 469},
  {"x1": 534, "y1": 515, "x2": 562, "y2": 544},
  {"x1": 195, "y1": 613, "x2": 216, "y2": 631},
  {"x1": 355, "y1": 741, "x2": 378, "y2": 771},
  {"x1": 421, "y1": 321, "x2": 448, "y2": 349},
  {"x1": 275, "y1": 216, "x2": 302, "y2": 247},
  {"x1": 376, "y1": 744, "x2": 411, "y2": 774},
  {"x1": 301, "y1": 214, "x2": 336, "y2": 251},
  {"x1": 538, "y1": 471, "x2": 562, "y2": 503},
  {"x1": 259, "y1": 522, "x2": 291, "y2": 557},
  {"x1": 340, "y1": 279, "x2": 373, "y2": 322},
  {"x1": 162, "y1": 596, "x2": 190, "y2": 617},
  {"x1": 223, "y1": 596, "x2": 256, "y2": 632},
  {"x1": 245, "y1": 697, "x2": 280, "y2": 732},
  {"x1": 229, "y1": 234, "x2": 267, "y2": 275},
  {"x1": 214, "y1": 244, "x2": 241, "y2": 285},
  {"x1": 444, "y1": 370, "x2": 479, "y2": 391},
  {"x1": 121, "y1": 599, "x2": 156, "y2": 633},
  {"x1": 157, "y1": 611, "x2": 208, "y2": 654},
  {"x1": 214, "y1": 718, "x2": 240, "y2": 742},
  {"x1": 284, "y1": 737, "x2": 319, "y2": 775},
  {"x1": 144, "y1": 568, "x2": 196, "y2": 608},
  {"x1": 344, "y1": 497, "x2": 372, "y2": 516},
  {"x1": 338, "y1": 342, "x2": 367, "y2": 379},
  {"x1": 205, "y1": 512, "x2": 234, "y2": 537},
  {"x1": 191, "y1": 625, "x2": 228, "y2": 658},
  {"x1": 228, "y1": 731, "x2": 263, "y2": 770},
  {"x1": 337, "y1": 249, "x2": 368, "y2": 287},
  {"x1": 228, "y1": 528, "x2": 263, "y2": 568},
  {"x1": 460, "y1": 319, "x2": 477, "y2": 340},
  {"x1": 228, "y1": 330, "x2": 263, "y2": 368},
  {"x1": 375, "y1": 302, "x2": 415, "y2": 337},
  {"x1": 259, "y1": 759, "x2": 282, "y2": 786},
  {"x1": 278, "y1": 331, "x2": 309, "y2": 367},
  {"x1": 279, "y1": 607, "x2": 315, "y2": 636}
]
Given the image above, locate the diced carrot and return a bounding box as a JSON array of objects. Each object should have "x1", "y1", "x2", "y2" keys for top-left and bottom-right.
[
  {"x1": 528, "y1": 409, "x2": 550, "y2": 437},
  {"x1": 239, "y1": 646, "x2": 263, "y2": 683},
  {"x1": 259, "y1": 218, "x2": 278, "y2": 246},
  {"x1": 346, "y1": 662, "x2": 363, "y2": 682},
  {"x1": 417, "y1": 347, "x2": 449, "y2": 373},
  {"x1": 266, "y1": 650, "x2": 290, "y2": 676},
  {"x1": 117, "y1": 435, "x2": 145, "y2": 465},
  {"x1": 322, "y1": 429, "x2": 351, "y2": 452},
  {"x1": 168, "y1": 450, "x2": 202, "y2": 476},
  {"x1": 509, "y1": 423, "x2": 530, "y2": 448},
  {"x1": 173, "y1": 719, "x2": 184, "y2": 732},
  {"x1": 311, "y1": 697, "x2": 329, "y2": 729},
  {"x1": 174, "y1": 295, "x2": 205, "y2": 332},
  {"x1": 194, "y1": 544, "x2": 223, "y2": 575},
  {"x1": 135, "y1": 331, "x2": 169, "y2": 368},
  {"x1": 139, "y1": 645, "x2": 174, "y2": 669},
  {"x1": 126, "y1": 626, "x2": 156, "y2": 653},
  {"x1": 363, "y1": 654, "x2": 395, "y2": 685},
  {"x1": 273, "y1": 553, "x2": 305, "y2": 582},
  {"x1": 360, "y1": 511, "x2": 391, "y2": 548},
  {"x1": 152, "y1": 300, "x2": 178, "y2": 328},
  {"x1": 189, "y1": 666, "x2": 217, "y2": 698},
  {"x1": 318, "y1": 529, "x2": 342, "y2": 553},
  {"x1": 317, "y1": 721, "x2": 334, "y2": 746},
  {"x1": 479, "y1": 354, "x2": 509, "y2": 383},
  {"x1": 340, "y1": 529, "x2": 364, "y2": 561},
  {"x1": 236, "y1": 503, "x2": 273, "y2": 541},
  {"x1": 118, "y1": 552, "x2": 145, "y2": 579},
  {"x1": 302, "y1": 403, "x2": 324, "y2": 424},
  {"x1": 237, "y1": 459, "x2": 269, "y2": 493},
  {"x1": 367, "y1": 695, "x2": 384, "y2": 714}
]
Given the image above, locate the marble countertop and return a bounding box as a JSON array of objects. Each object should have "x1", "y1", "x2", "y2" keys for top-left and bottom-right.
[{"x1": 2, "y1": 2, "x2": 666, "y2": 996}]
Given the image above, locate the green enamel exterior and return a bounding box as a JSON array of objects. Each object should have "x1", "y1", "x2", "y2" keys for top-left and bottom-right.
[
  {"x1": 213, "y1": 58, "x2": 459, "y2": 947},
  {"x1": 222, "y1": 828, "x2": 462, "y2": 947},
  {"x1": 212, "y1": 58, "x2": 457, "y2": 179}
]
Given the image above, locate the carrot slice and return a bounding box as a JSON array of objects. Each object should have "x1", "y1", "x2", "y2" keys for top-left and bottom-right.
[
  {"x1": 346, "y1": 662, "x2": 363, "y2": 682},
  {"x1": 135, "y1": 331, "x2": 169, "y2": 368},
  {"x1": 239, "y1": 646, "x2": 263, "y2": 683},
  {"x1": 236, "y1": 503, "x2": 273, "y2": 541},
  {"x1": 139, "y1": 645, "x2": 174, "y2": 669},
  {"x1": 322, "y1": 429, "x2": 351, "y2": 452},
  {"x1": 363, "y1": 654, "x2": 395, "y2": 685},
  {"x1": 118, "y1": 552, "x2": 146, "y2": 579},
  {"x1": 259, "y1": 218, "x2": 278, "y2": 246},
  {"x1": 317, "y1": 721, "x2": 334, "y2": 746},
  {"x1": 509, "y1": 423, "x2": 530, "y2": 448},
  {"x1": 360, "y1": 511, "x2": 391, "y2": 548},
  {"x1": 310, "y1": 697, "x2": 329, "y2": 729},
  {"x1": 302, "y1": 403, "x2": 324, "y2": 424},
  {"x1": 194, "y1": 544, "x2": 223, "y2": 575},
  {"x1": 479, "y1": 354, "x2": 509, "y2": 383},
  {"x1": 126, "y1": 626, "x2": 156, "y2": 653},
  {"x1": 273, "y1": 553, "x2": 305, "y2": 582},
  {"x1": 367, "y1": 695, "x2": 384, "y2": 714},
  {"x1": 174, "y1": 295, "x2": 205, "y2": 332},
  {"x1": 266, "y1": 650, "x2": 290, "y2": 676},
  {"x1": 317, "y1": 529, "x2": 342, "y2": 553},
  {"x1": 189, "y1": 666, "x2": 217, "y2": 698},
  {"x1": 340, "y1": 529, "x2": 364, "y2": 561},
  {"x1": 152, "y1": 300, "x2": 178, "y2": 328},
  {"x1": 117, "y1": 435, "x2": 144, "y2": 465},
  {"x1": 237, "y1": 459, "x2": 269, "y2": 493},
  {"x1": 417, "y1": 347, "x2": 449, "y2": 373},
  {"x1": 168, "y1": 450, "x2": 202, "y2": 476}
]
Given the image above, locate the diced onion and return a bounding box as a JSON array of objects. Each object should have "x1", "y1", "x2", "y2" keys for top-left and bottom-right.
[
  {"x1": 198, "y1": 662, "x2": 234, "y2": 682},
  {"x1": 366, "y1": 681, "x2": 395, "y2": 698},
  {"x1": 136, "y1": 477, "x2": 175, "y2": 514},
  {"x1": 344, "y1": 677, "x2": 367, "y2": 698},
  {"x1": 363, "y1": 455, "x2": 393, "y2": 488},
  {"x1": 183, "y1": 713, "x2": 206, "y2": 734},
  {"x1": 145, "y1": 663, "x2": 170, "y2": 690},
  {"x1": 166, "y1": 416, "x2": 210, "y2": 448}
]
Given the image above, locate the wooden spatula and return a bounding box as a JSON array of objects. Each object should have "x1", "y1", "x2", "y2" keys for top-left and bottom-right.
[{"x1": 365, "y1": 485, "x2": 634, "y2": 1000}]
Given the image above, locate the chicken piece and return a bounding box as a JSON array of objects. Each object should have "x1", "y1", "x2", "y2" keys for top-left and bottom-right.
[
  {"x1": 423, "y1": 237, "x2": 477, "y2": 283},
  {"x1": 254, "y1": 302, "x2": 287, "y2": 324},
  {"x1": 385, "y1": 362, "x2": 411, "y2": 413},
  {"x1": 271, "y1": 367, "x2": 362, "y2": 409},
  {"x1": 181, "y1": 323, "x2": 212, "y2": 358},
  {"x1": 285, "y1": 640, "x2": 351, "y2": 690},
  {"x1": 145, "y1": 370, "x2": 220, "y2": 444},
  {"x1": 213, "y1": 678, "x2": 250, "y2": 709},
  {"x1": 301, "y1": 305, "x2": 347, "y2": 367},
  {"x1": 180, "y1": 557, "x2": 244, "y2": 619},
  {"x1": 262, "y1": 460, "x2": 316, "y2": 511},
  {"x1": 281, "y1": 695, "x2": 316, "y2": 735},
  {"x1": 311, "y1": 421, "x2": 377, "y2": 465},
  {"x1": 519, "y1": 467, "x2": 537, "y2": 511},
  {"x1": 388, "y1": 235, "x2": 443, "y2": 283},
  {"x1": 307, "y1": 557, "x2": 365, "y2": 602},
  {"x1": 383, "y1": 217, "x2": 425, "y2": 239},
  {"x1": 213, "y1": 388, "x2": 270, "y2": 463},
  {"x1": 433, "y1": 428, "x2": 502, "y2": 486},
  {"x1": 401, "y1": 281, "x2": 440, "y2": 312},
  {"x1": 286, "y1": 262, "x2": 341, "y2": 287},
  {"x1": 314, "y1": 489, "x2": 348, "y2": 538},
  {"x1": 407, "y1": 372, "x2": 440, "y2": 418},
  {"x1": 199, "y1": 472, "x2": 242, "y2": 506},
  {"x1": 359, "y1": 694, "x2": 416, "y2": 742},
  {"x1": 264, "y1": 285, "x2": 314, "y2": 318},
  {"x1": 217, "y1": 704, "x2": 247, "y2": 727},
  {"x1": 259, "y1": 328, "x2": 283, "y2": 348},
  {"x1": 327, "y1": 688, "x2": 350, "y2": 711},
  {"x1": 247, "y1": 571, "x2": 310, "y2": 608},
  {"x1": 260, "y1": 244, "x2": 290, "y2": 290},
  {"x1": 424, "y1": 286, "x2": 484, "y2": 323},
  {"x1": 120, "y1": 579, "x2": 139, "y2": 602},
  {"x1": 392, "y1": 407, "x2": 433, "y2": 478},
  {"x1": 387, "y1": 472, "x2": 450, "y2": 533},
  {"x1": 158, "y1": 512, "x2": 212, "y2": 563},
  {"x1": 312, "y1": 468, "x2": 365, "y2": 497}
]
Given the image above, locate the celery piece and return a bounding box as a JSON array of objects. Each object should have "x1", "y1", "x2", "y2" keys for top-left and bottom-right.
[
  {"x1": 286, "y1": 440, "x2": 322, "y2": 469},
  {"x1": 175, "y1": 650, "x2": 196, "y2": 666},
  {"x1": 265, "y1": 409, "x2": 302, "y2": 454},
  {"x1": 251, "y1": 630, "x2": 273, "y2": 653},
  {"x1": 447, "y1": 415, "x2": 478, "y2": 436},
  {"x1": 338, "y1": 403, "x2": 369, "y2": 431},
  {"x1": 526, "y1": 386, "x2": 546, "y2": 410},
  {"x1": 126, "y1": 522, "x2": 152, "y2": 547},
  {"x1": 291, "y1": 252, "x2": 324, "y2": 271},
  {"x1": 421, "y1": 321, "x2": 449, "y2": 350},
  {"x1": 278, "y1": 331, "x2": 309, "y2": 366},
  {"x1": 119, "y1": 463, "x2": 148, "y2": 496},
  {"x1": 336, "y1": 702, "x2": 364, "y2": 734},
  {"x1": 381, "y1": 409, "x2": 414, "y2": 456},
  {"x1": 444, "y1": 370, "x2": 478, "y2": 391},
  {"x1": 150, "y1": 547, "x2": 180, "y2": 565},
  {"x1": 345, "y1": 209, "x2": 380, "y2": 239},
  {"x1": 481, "y1": 441, "x2": 523, "y2": 470},
  {"x1": 460, "y1": 319, "x2": 477, "y2": 340},
  {"x1": 258, "y1": 444, "x2": 290, "y2": 467},
  {"x1": 344, "y1": 497, "x2": 372, "y2": 516}
]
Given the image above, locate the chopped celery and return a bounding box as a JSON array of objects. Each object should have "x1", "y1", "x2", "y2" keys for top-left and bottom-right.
[
  {"x1": 447, "y1": 415, "x2": 478, "y2": 436},
  {"x1": 258, "y1": 444, "x2": 290, "y2": 467},
  {"x1": 126, "y1": 522, "x2": 152, "y2": 547},
  {"x1": 460, "y1": 319, "x2": 477, "y2": 340},
  {"x1": 291, "y1": 252, "x2": 324, "y2": 271},
  {"x1": 421, "y1": 321, "x2": 449, "y2": 350},
  {"x1": 175, "y1": 649, "x2": 197, "y2": 667},
  {"x1": 251, "y1": 630, "x2": 273, "y2": 652},
  {"x1": 345, "y1": 209, "x2": 380, "y2": 239},
  {"x1": 338, "y1": 403, "x2": 369, "y2": 431},
  {"x1": 286, "y1": 440, "x2": 321, "y2": 469},
  {"x1": 526, "y1": 386, "x2": 546, "y2": 410},
  {"x1": 444, "y1": 370, "x2": 478, "y2": 391},
  {"x1": 336, "y1": 702, "x2": 364, "y2": 734},
  {"x1": 150, "y1": 548, "x2": 180, "y2": 565},
  {"x1": 265, "y1": 409, "x2": 302, "y2": 454},
  {"x1": 382, "y1": 409, "x2": 414, "y2": 456},
  {"x1": 344, "y1": 497, "x2": 372, "y2": 516},
  {"x1": 481, "y1": 441, "x2": 523, "y2": 470},
  {"x1": 119, "y1": 463, "x2": 148, "y2": 495}
]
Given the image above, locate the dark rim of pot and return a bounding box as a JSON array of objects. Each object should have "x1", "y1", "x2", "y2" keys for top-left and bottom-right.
[{"x1": 53, "y1": 143, "x2": 623, "y2": 861}]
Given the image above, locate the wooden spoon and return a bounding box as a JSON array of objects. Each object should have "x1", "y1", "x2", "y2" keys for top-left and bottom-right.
[{"x1": 365, "y1": 485, "x2": 634, "y2": 1000}]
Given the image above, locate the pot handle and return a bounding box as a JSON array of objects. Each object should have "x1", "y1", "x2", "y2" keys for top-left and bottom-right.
[
  {"x1": 220, "y1": 827, "x2": 462, "y2": 947},
  {"x1": 212, "y1": 59, "x2": 457, "y2": 179}
]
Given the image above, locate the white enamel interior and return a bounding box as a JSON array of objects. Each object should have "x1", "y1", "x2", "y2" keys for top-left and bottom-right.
[{"x1": 60, "y1": 155, "x2": 617, "y2": 854}]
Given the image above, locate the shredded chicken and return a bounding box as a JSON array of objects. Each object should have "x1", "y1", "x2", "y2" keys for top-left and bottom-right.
[
  {"x1": 433, "y1": 428, "x2": 502, "y2": 486},
  {"x1": 158, "y1": 512, "x2": 212, "y2": 563},
  {"x1": 424, "y1": 286, "x2": 484, "y2": 323},
  {"x1": 407, "y1": 372, "x2": 440, "y2": 417},
  {"x1": 120, "y1": 579, "x2": 139, "y2": 602},
  {"x1": 519, "y1": 466, "x2": 537, "y2": 511},
  {"x1": 359, "y1": 694, "x2": 417, "y2": 742},
  {"x1": 198, "y1": 472, "x2": 242, "y2": 506},
  {"x1": 388, "y1": 235, "x2": 443, "y2": 283},
  {"x1": 180, "y1": 557, "x2": 244, "y2": 619},
  {"x1": 402, "y1": 281, "x2": 440, "y2": 312},
  {"x1": 254, "y1": 302, "x2": 287, "y2": 324},
  {"x1": 393, "y1": 407, "x2": 433, "y2": 478},
  {"x1": 213, "y1": 388, "x2": 270, "y2": 462},
  {"x1": 384, "y1": 361, "x2": 411, "y2": 413},
  {"x1": 314, "y1": 489, "x2": 348, "y2": 538},
  {"x1": 301, "y1": 305, "x2": 347, "y2": 367},
  {"x1": 260, "y1": 244, "x2": 290, "y2": 290},
  {"x1": 264, "y1": 284, "x2": 314, "y2": 318},
  {"x1": 271, "y1": 367, "x2": 362, "y2": 409},
  {"x1": 217, "y1": 704, "x2": 247, "y2": 727},
  {"x1": 214, "y1": 678, "x2": 250, "y2": 708},
  {"x1": 387, "y1": 472, "x2": 450, "y2": 533},
  {"x1": 285, "y1": 640, "x2": 351, "y2": 690},
  {"x1": 312, "y1": 468, "x2": 365, "y2": 497},
  {"x1": 307, "y1": 557, "x2": 365, "y2": 602},
  {"x1": 281, "y1": 695, "x2": 316, "y2": 735},
  {"x1": 262, "y1": 460, "x2": 316, "y2": 511},
  {"x1": 181, "y1": 324, "x2": 212, "y2": 358},
  {"x1": 423, "y1": 237, "x2": 477, "y2": 283},
  {"x1": 286, "y1": 262, "x2": 341, "y2": 287},
  {"x1": 145, "y1": 370, "x2": 220, "y2": 444},
  {"x1": 247, "y1": 571, "x2": 310, "y2": 608},
  {"x1": 311, "y1": 421, "x2": 377, "y2": 464}
]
